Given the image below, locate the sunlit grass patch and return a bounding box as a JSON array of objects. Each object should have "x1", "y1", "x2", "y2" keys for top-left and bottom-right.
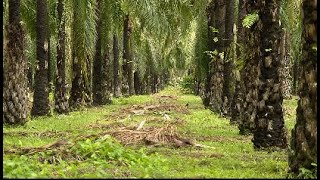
[{"x1": 111, "y1": 95, "x2": 153, "y2": 105}]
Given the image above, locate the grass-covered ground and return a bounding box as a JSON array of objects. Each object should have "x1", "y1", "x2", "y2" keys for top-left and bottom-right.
[{"x1": 3, "y1": 86, "x2": 298, "y2": 178}]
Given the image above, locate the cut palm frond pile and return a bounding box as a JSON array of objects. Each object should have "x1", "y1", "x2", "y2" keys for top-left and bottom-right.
[{"x1": 108, "y1": 122, "x2": 208, "y2": 148}]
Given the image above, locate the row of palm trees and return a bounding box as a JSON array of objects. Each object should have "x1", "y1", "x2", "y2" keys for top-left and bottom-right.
[
  {"x1": 3, "y1": 0, "x2": 197, "y2": 121},
  {"x1": 192, "y1": 0, "x2": 316, "y2": 177},
  {"x1": 3, "y1": 0, "x2": 316, "y2": 177}
]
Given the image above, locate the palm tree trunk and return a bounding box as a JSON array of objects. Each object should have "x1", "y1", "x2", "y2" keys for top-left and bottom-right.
[
  {"x1": 101, "y1": 47, "x2": 112, "y2": 104},
  {"x1": 238, "y1": 60, "x2": 258, "y2": 135},
  {"x1": 279, "y1": 30, "x2": 293, "y2": 99},
  {"x1": 237, "y1": 0, "x2": 259, "y2": 135},
  {"x1": 69, "y1": 0, "x2": 95, "y2": 109},
  {"x1": 47, "y1": 34, "x2": 52, "y2": 92},
  {"x1": 31, "y1": 0, "x2": 50, "y2": 117},
  {"x1": 92, "y1": 0, "x2": 103, "y2": 105},
  {"x1": 206, "y1": 0, "x2": 225, "y2": 115},
  {"x1": 85, "y1": 55, "x2": 93, "y2": 105},
  {"x1": 113, "y1": 34, "x2": 121, "y2": 97},
  {"x1": 134, "y1": 71, "x2": 142, "y2": 95},
  {"x1": 230, "y1": 69, "x2": 245, "y2": 125},
  {"x1": 27, "y1": 66, "x2": 33, "y2": 91},
  {"x1": 123, "y1": 14, "x2": 134, "y2": 95},
  {"x1": 236, "y1": 0, "x2": 246, "y2": 60},
  {"x1": 128, "y1": 34, "x2": 135, "y2": 95},
  {"x1": 54, "y1": 0, "x2": 69, "y2": 114},
  {"x1": 145, "y1": 66, "x2": 152, "y2": 95},
  {"x1": 289, "y1": 0, "x2": 317, "y2": 175},
  {"x1": 3, "y1": 0, "x2": 28, "y2": 124},
  {"x1": 222, "y1": 0, "x2": 236, "y2": 116},
  {"x1": 252, "y1": 0, "x2": 287, "y2": 149}
]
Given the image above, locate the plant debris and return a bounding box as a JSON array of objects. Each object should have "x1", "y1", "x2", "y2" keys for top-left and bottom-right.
[
  {"x1": 106, "y1": 103, "x2": 190, "y2": 120},
  {"x1": 3, "y1": 131, "x2": 72, "y2": 138}
]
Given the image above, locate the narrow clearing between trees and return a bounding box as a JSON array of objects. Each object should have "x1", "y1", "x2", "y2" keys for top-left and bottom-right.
[{"x1": 3, "y1": 86, "x2": 296, "y2": 178}]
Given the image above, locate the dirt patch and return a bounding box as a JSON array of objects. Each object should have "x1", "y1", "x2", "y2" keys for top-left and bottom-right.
[
  {"x1": 209, "y1": 153, "x2": 225, "y2": 158},
  {"x1": 105, "y1": 103, "x2": 190, "y2": 120},
  {"x1": 87, "y1": 121, "x2": 127, "y2": 130},
  {"x1": 153, "y1": 95, "x2": 178, "y2": 101},
  {"x1": 193, "y1": 135, "x2": 252, "y2": 143}
]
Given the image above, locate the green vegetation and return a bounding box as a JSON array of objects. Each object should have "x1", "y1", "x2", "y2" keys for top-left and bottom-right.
[
  {"x1": 242, "y1": 12, "x2": 259, "y2": 28},
  {"x1": 3, "y1": 87, "x2": 297, "y2": 178}
]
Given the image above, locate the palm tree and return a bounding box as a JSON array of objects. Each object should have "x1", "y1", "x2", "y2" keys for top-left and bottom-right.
[
  {"x1": 288, "y1": 0, "x2": 317, "y2": 175},
  {"x1": 252, "y1": 0, "x2": 287, "y2": 149},
  {"x1": 205, "y1": 0, "x2": 226, "y2": 115},
  {"x1": 230, "y1": 69, "x2": 245, "y2": 125},
  {"x1": 69, "y1": 0, "x2": 97, "y2": 109},
  {"x1": 222, "y1": 0, "x2": 236, "y2": 116},
  {"x1": 3, "y1": 0, "x2": 28, "y2": 125},
  {"x1": 123, "y1": 14, "x2": 135, "y2": 96},
  {"x1": 237, "y1": 0, "x2": 259, "y2": 135},
  {"x1": 193, "y1": 4, "x2": 209, "y2": 101},
  {"x1": 100, "y1": 0, "x2": 113, "y2": 104},
  {"x1": 134, "y1": 71, "x2": 142, "y2": 94},
  {"x1": 92, "y1": 0, "x2": 103, "y2": 105},
  {"x1": 54, "y1": 0, "x2": 69, "y2": 114},
  {"x1": 113, "y1": 34, "x2": 121, "y2": 97},
  {"x1": 101, "y1": 44, "x2": 112, "y2": 104},
  {"x1": 31, "y1": 0, "x2": 50, "y2": 117},
  {"x1": 279, "y1": 29, "x2": 293, "y2": 99}
]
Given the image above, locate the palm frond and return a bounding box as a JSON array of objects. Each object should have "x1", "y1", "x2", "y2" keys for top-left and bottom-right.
[{"x1": 21, "y1": 0, "x2": 37, "y2": 39}]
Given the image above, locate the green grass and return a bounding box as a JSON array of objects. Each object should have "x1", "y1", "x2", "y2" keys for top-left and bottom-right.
[{"x1": 3, "y1": 86, "x2": 299, "y2": 178}]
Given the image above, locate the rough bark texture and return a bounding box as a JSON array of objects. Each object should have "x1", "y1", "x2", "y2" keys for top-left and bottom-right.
[
  {"x1": 239, "y1": 60, "x2": 259, "y2": 135},
  {"x1": 54, "y1": 0, "x2": 69, "y2": 114},
  {"x1": 252, "y1": 0, "x2": 287, "y2": 149},
  {"x1": 69, "y1": 57, "x2": 92, "y2": 109},
  {"x1": 230, "y1": 0, "x2": 245, "y2": 126},
  {"x1": 151, "y1": 73, "x2": 159, "y2": 93},
  {"x1": 128, "y1": 36, "x2": 135, "y2": 95},
  {"x1": 236, "y1": 0, "x2": 246, "y2": 61},
  {"x1": 230, "y1": 69, "x2": 245, "y2": 125},
  {"x1": 27, "y1": 65, "x2": 33, "y2": 91},
  {"x1": 134, "y1": 71, "x2": 142, "y2": 95},
  {"x1": 222, "y1": 0, "x2": 236, "y2": 116},
  {"x1": 101, "y1": 48, "x2": 112, "y2": 104},
  {"x1": 3, "y1": 0, "x2": 28, "y2": 125},
  {"x1": 205, "y1": 0, "x2": 225, "y2": 115},
  {"x1": 237, "y1": 0, "x2": 259, "y2": 135},
  {"x1": 288, "y1": 0, "x2": 317, "y2": 175},
  {"x1": 145, "y1": 66, "x2": 152, "y2": 95},
  {"x1": 92, "y1": 0, "x2": 103, "y2": 105},
  {"x1": 202, "y1": 73, "x2": 211, "y2": 107},
  {"x1": 48, "y1": 33, "x2": 52, "y2": 92},
  {"x1": 279, "y1": 30, "x2": 293, "y2": 99},
  {"x1": 113, "y1": 34, "x2": 121, "y2": 97},
  {"x1": 123, "y1": 14, "x2": 135, "y2": 96},
  {"x1": 31, "y1": 0, "x2": 50, "y2": 117}
]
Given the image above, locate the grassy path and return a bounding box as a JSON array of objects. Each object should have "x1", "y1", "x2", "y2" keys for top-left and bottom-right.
[{"x1": 3, "y1": 86, "x2": 297, "y2": 178}]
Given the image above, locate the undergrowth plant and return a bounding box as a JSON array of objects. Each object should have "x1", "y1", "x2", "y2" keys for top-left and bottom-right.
[{"x1": 4, "y1": 135, "x2": 167, "y2": 178}]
